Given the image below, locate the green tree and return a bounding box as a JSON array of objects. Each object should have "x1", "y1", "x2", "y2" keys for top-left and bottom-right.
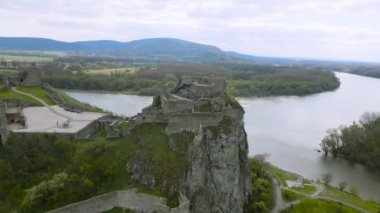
[
  {"x1": 349, "y1": 185, "x2": 358, "y2": 196},
  {"x1": 339, "y1": 181, "x2": 347, "y2": 191},
  {"x1": 321, "y1": 173, "x2": 333, "y2": 186}
]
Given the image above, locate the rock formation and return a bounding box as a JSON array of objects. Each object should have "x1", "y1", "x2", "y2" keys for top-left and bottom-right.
[{"x1": 128, "y1": 75, "x2": 251, "y2": 212}]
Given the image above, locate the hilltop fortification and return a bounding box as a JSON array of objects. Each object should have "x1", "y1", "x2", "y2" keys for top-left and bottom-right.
[{"x1": 128, "y1": 75, "x2": 251, "y2": 212}]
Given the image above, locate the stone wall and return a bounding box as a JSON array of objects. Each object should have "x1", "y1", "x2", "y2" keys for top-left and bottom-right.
[
  {"x1": 172, "y1": 75, "x2": 226, "y2": 100},
  {"x1": 0, "y1": 102, "x2": 8, "y2": 145},
  {"x1": 74, "y1": 120, "x2": 101, "y2": 139},
  {"x1": 47, "y1": 189, "x2": 189, "y2": 213},
  {"x1": 0, "y1": 84, "x2": 6, "y2": 92},
  {"x1": 165, "y1": 112, "x2": 224, "y2": 134},
  {"x1": 20, "y1": 70, "x2": 42, "y2": 87}
]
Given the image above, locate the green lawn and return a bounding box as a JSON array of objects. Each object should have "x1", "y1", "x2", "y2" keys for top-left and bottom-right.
[
  {"x1": 281, "y1": 199, "x2": 360, "y2": 213},
  {"x1": 0, "y1": 88, "x2": 43, "y2": 106},
  {"x1": 290, "y1": 184, "x2": 316, "y2": 195},
  {"x1": 118, "y1": 121, "x2": 129, "y2": 133},
  {"x1": 320, "y1": 186, "x2": 380, "y2": 213},
  {"x1": 54, "y1": 89, "x2": 102, "y2": 112},
  {"x1": 0, "y1": 54, "x2": 53, "y2": 62},
  {"x1": 86, "y1": 67, "x2": 139, "y2": 75},
  {"x1": 269, "y1": 165, "x2": 299, "y2": 187},
  {"x1": 282, "y1": 189, "x2": 306, "y2": 202},
  {"x1": 17, "y1": 87, "x2": 55, "y2": 105}
]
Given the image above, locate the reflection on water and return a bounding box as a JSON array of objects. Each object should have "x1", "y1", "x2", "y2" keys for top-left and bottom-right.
[{"x1": 67, "y1": 72, "x2": 380, "y2": 200}]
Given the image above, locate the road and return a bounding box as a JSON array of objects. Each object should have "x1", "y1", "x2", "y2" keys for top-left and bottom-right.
[{"x1": 270, "y1": 175, "x2": 369, "y2": 213}]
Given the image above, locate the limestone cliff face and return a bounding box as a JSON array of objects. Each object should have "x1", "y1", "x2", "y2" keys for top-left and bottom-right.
[{"x1": 128, "y1": 76, "x2": 251, "y2": 212}]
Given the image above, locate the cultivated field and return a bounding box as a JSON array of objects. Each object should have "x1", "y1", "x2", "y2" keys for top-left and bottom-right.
[
  {"x1": 0, "y1": 54, "x2": 54, "y2": 62},
  {"x1": 85, "y1": 67, "x2": 139, "y2": 75}
]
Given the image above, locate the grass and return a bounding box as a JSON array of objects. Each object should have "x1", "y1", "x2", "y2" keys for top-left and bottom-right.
[
  {"x1": 281, "y1": 199, "x2": 361, "y2": 213},
  {"x1": 0, "y1": 88, "x2": 43, "y2": 106},
  {"x1": 320, "y1": 186, "x2": 380, "y2": 213},
  {"x1": 269, "y1": 165, "x2": 299, "y2": 187},
  {"x1": 281, "y1": 189, "x2": 306, "y2": 202},
  {"x1": 54, "y1": 88, "x2": 102, "y2": 112},
  {"x1": 86, "y1": 67, "x2": 139, "y2": 75},
  {"x1": 290, "y1": 184, "x2": 316, "y2": 195},
  {"x1": 118, "y1": 121, "x2": 129, "y2": 133},
  {"x1": 17, "y1": 86, "x2": 55, "y2": 105},
  {"x1": 0, "y1": 54, "x2": 53, "y2": 62}
]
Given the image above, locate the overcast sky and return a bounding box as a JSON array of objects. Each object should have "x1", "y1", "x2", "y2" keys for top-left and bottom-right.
[{"x1": 1, "y1": 0, "x2": 380, "y2": 62}]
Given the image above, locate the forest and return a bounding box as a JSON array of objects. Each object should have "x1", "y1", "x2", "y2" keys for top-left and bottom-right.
[
  {"x1": 41, "y1": 62, "x2": 340, "y2": 97},
  {"x1": 320, "y1": 112, "x2": 380, "y2": 170}
]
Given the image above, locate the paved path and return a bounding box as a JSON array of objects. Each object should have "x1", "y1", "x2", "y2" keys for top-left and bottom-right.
[
  {"x1": 279, "y1": 183, "x2": 369, "y2": 213},
  {"x1": 271, "y1": 178, "x2": 287, "y2": 213},
  {"x1": 12, "y1": 87, "x2": 72, "y2": 121},
  {"x1": 47, "y1": 188, "x2": 189, "y2": 213}
]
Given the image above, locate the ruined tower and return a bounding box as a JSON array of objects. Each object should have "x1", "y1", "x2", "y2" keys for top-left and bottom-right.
[{"x1": 0, "y1": 101, "x2": 9, "y2": 145}]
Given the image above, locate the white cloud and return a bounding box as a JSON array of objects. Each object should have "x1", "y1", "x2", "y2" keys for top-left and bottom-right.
[{"x1": 0, "y1": 0, "x2": 379, "y2": 61}]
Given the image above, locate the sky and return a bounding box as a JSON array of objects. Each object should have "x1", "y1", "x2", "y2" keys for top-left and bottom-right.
[{"x1": 1, "y1": 0, "x2": 380, "y2": 62}]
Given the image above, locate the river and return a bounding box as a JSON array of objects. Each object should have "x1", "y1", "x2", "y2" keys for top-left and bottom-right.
[{"x1": 66, "y1": 72, "x2": 380, "y2": 200}]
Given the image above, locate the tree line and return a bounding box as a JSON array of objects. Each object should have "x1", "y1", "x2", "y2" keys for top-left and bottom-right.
[
  {"x1": 41, "y1": 62, "x2": 340, "y2": 97},
  {"x1": 320, "y1": 112, "x2": 380, "y2": 170}
]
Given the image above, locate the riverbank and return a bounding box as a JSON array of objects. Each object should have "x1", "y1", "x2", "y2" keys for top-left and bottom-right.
[
  {"x1": 269, "y1": 165, "x2": 380, "y2": 213},
  {"x1": 66, "y1": 72, "x2": 380, "y2": 200}
]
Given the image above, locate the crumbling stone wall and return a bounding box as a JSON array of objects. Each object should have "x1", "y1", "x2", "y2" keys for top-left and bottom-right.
[
  {"x1": 0, "y1": 102, "x2": 9, "y2": 145},
  {"x1": 127, "y1": 75, "x2": 251, "y2": 213},
  {"x1": 20, "y1": 70, "x2": 42, "y2": 87}
]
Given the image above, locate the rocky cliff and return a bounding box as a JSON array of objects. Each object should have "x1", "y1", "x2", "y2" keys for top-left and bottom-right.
[{"x1": 127, "y1": 76, "x2": 251, "y2": 212}]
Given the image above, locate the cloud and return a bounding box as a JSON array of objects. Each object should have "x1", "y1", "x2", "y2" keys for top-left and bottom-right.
[{"x1": 0, "y1": 0, "x2": 379, "y2": 62}]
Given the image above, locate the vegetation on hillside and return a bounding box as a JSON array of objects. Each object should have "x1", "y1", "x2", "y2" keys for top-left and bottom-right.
[
  {"x1": 17, "y1": 86, "x2": 55, "y2": 105},
  {"x1": 0, "y1": 121, "x2": 190, "y2": 212},
  {"x1": 42, "y1": 63, "x2": 340, "y2": 97},
  {"x1": 247, "y1": 154, "x2": 275, "y2": 213},
  {"x1": 320, "y1": 112, "x2": 380, "y2": 170},
  {"x1": 281, "y1": 199, "x2": 360, "y2": 213},
  {"x1": 321, "y1": 64, "x2": 380, "y2": 79},
  {"x1": 0, "y1": 88, "x2": 43, "y2": 106},
  {"x1": 0, "y1": 134, "x2": 133, "y2": 212}
]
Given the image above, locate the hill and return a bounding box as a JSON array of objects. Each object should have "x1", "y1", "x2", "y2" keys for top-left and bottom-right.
[{"x1": 0, "y1": 37, "x2": 231, "y2": 62}]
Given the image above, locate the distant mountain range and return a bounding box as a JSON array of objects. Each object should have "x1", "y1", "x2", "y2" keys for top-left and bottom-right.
[
  {"x1": 0, "y1": 37, "x2": 376, "y2": 65},
  {"x1": 0, "y1": 37, "x2": 233, "y2": 63}
]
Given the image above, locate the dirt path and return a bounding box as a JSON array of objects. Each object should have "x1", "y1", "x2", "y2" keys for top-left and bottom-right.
[{"x1": 12, "y1": 87, "x2": 72, "y2": 121}]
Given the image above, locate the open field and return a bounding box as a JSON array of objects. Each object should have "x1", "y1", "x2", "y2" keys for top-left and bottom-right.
[
  {"x1": 269, "y1": 165, "x2": 299, "y2": 187},
  {"x1": 17, "y1": 86, "x2": 55, "y2": 105},
  {"x1": 282, "y1": 199, "x2": 360, "y2": 213},
  {"x1": 0, "y1": 54, "x2": 54, "y2": 62},
  {"x1": 0, "y1": 88, "x2": 43, "y2": 106},
  {"x1": 321, "y1": 186, "x2": 380, "y2": 212},
  {"x1": 85, "y1": 67, "x2": 139, "y2": 75},
  {"x1": 271, "y1": 164, "x2": 380, "y2": 212}
]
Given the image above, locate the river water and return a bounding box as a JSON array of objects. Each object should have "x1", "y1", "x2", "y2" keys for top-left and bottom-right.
[{"x1": 67, "y1": 72, "x2": 380, "y2": 200}]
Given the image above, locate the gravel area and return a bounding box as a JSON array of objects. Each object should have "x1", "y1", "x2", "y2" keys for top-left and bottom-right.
[{"x1": 12, "y1": 105, "x2": 106, "y2": 133}]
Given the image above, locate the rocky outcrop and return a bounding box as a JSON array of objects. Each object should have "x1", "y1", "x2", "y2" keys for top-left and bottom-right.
[{"x1": 128, "y1": 76, "x2": 251, "y2": 212}]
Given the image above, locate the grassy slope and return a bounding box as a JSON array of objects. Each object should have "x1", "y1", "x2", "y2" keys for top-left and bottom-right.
[
  {"x1": 269, "y1": 166, "x2": 298, "y2": 187},
  {"x1": 55, "y1": 89, "x2": 102, "y2": 112},
  {"x1": 271, "y1": 165, "x2": 380, "y2": 212},
  {"x1": 0, "y1": 54, "x2": 53, "y2": 62},
  {"x1": 86, "y1": 67, "x2": 139, "y2": 75},
  {"x1": 0, "y1": 88, "x2": 43, "y2": 106},
  {"x1": 17, "y1": 86, "x2": 55, "y2": 105},
  {"x1": 0, "y1": 122, "x2": 185, "y2": 212},
  {"x1": 321, "y1": 186, "x2": 380, "y2": 213},
  {"x1": 281, "y1": 199, "x2": 360, "y2": 213}
]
